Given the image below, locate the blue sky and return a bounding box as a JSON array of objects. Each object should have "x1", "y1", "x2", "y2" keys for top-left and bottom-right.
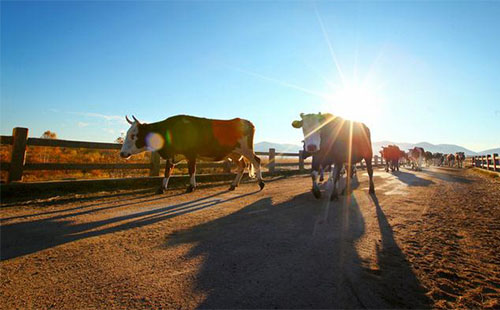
[{"x1": 1, "y1": 1, "x2": 499, "y2": 151}]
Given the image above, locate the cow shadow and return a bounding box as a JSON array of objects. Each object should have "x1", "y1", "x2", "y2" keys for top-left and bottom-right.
[
  {"x1": 393, "y1": 171, "x2": 435, "y2": 187},
  {"x1": 419, "y1": 169, "x2": 472, "y2": 184},
  {"x1": 0, "y1": 190, "x2": 259, "y2": 260},
  {"x1": 166, "y1": 192, "x2": 432, "y2": 308}
]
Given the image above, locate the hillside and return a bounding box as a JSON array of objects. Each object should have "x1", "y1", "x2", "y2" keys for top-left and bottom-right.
[{"x1": 256, "y1": 141, "x2": 498, "y2": 156}]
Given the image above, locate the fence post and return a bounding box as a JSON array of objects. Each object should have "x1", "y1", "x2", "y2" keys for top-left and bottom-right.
[
  {"x1": 268, "y1": 148, "x2": 276, "y2": 174},
  {"x1": 298, "y1": 151, "x2": 304, "y2": 171},
  {"x1": 487, "y1": 154, "x2": 491, "y2": 171},
  {"x1": 8, "y1": 127, "x2": 29, "y2": 183},
  {"x1": 374, "y1": 155, "x2": 379, "y2": 166},
  {"x1": 481, "y1": 155, "x2": 485, "y2": 169},
  {"x1": 223, "y1": 159, "x2": 232, "y2": 173},
  {"x1": 493, "y1": 153, "x2": 498, "y2": 172},
  {"x1": 149, "y1": 151, "x2": 161, "y2": 176}
]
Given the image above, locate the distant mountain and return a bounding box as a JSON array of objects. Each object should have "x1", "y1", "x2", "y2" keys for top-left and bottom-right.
[
  {"x1": 256, "y1": 141, "x2": 499, "y2": 156},
  {"x1": 480, "y1": 148, "x2": 500, "y2": 155},
  {"x1": 254, "y1": 141, "x2": 302, "y2": 153}
]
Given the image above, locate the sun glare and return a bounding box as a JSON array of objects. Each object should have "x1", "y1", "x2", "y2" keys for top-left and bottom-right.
[{"x1": 322, "y1": 80, "x2": 383, "y2": 126}]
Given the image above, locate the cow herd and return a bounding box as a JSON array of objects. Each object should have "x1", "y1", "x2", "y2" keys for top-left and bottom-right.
[
  {"x1": 119, "y1": 113, "x2": 467, "y2": 201},
  {"x1": 379, "y1": 146, "x2": 466, "y2": 171}
]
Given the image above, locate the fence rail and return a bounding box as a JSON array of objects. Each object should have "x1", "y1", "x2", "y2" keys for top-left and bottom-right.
[
  {"x1": 0, "y1": 127, "x2": 386, "y2": 183},
  {"x1": 469, "y1": 154, "x2": 499, "y2": 172}
]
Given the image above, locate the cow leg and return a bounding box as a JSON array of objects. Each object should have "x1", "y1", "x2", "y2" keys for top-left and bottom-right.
[
  {"x1": 329, "y1": 164, "x2": 342, "y2": 201},
  {"x1": 228, "y1": 154, "x2": 245, "y2": 191},
  {"x1": 157, "y1": 159, "x2": 174, "y2": 194},
  {"x1": 239, "y1": 150, "x2": 264, "y2": 190},
  {"x1": 319, "y1": 165, "x2": 325, "y2": 182},
  {"x1": 186, "y1": 158, "x2": 196, "y2": 193},
  {"x1": 311, "y1": 170, "x2": 321, "y2": 199},
  {"x1": 366, "y1": 159, "x2": 375, "y2": 194},
  {"x1": 385, "y1": 161, "x2": 389, "y2": 172}
]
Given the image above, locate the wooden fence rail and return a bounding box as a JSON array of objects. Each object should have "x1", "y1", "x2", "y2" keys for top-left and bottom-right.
[
  {"x1": 0, "y1": 127, "x2": 386, "y2": 183},
  {"x1": 470, "y1": 154, "x2": 499, "y2": 172}
]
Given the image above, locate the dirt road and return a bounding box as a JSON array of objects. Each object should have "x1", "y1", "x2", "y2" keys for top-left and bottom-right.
[{"x1": 1, "y1": 167, "x2": 499, "y2": 309}]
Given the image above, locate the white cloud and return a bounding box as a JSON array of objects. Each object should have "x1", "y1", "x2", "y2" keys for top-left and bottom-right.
[
  {"x1": 78, "y1": 122, "x2": 90, "y2": 128},
  {"x1": 69, "y1": 112, "x2": 127, "y2": 124}
]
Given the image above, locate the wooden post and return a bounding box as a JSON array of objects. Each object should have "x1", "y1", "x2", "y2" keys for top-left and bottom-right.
[
  {"x1": 493, "y1": 153, "x2": 498, "y2": 172},
  {"x1": 487, "y1": 154, "x2": 491, "y2": 171},
  {"x1": 374, "y1": 155, "x2": 379, "y2": 166},
  {"x1": 223, "y1": 159, "x2": 232, "y2": 173},
  {"x1": 268, "y1": 148, "x2": 276, "y2": 174},
  {"x1": 149, "y1": 151, "x2": 160, "y2": 176},
  {"x1": 8, "y1": 127, "x2": 29, "y2": 183},
  {"x1": 298, "y1": 151, "x2": 304, "y2": 171},
  {"x1": 481, "y1": 155, "x2": 485, "y2": 169}
]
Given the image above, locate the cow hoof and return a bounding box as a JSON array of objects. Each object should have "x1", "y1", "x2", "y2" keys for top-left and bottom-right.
[
  {"x1": 228, "y1": 185, "x2": 236, "y2": 191},
  {"x1": 155, "y1": 188, "x2": 165, "y2": 195},
  {"x1": 312, "y1": 187, "x2": 321, "y2": 199},
  {"x1": 186, "y1": 185, "x2": 195, "y2": 193},
  {"x1": 258, "y1": 181, "x2": 265, "y2": 191},
  {"x1": 330, "y1": 193, "x2": 338, "y2": 201}
]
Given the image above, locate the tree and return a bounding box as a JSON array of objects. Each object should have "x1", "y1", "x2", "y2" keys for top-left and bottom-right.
[{"x1": 41, "y1": 130, "x2": 57, "y2": 139}]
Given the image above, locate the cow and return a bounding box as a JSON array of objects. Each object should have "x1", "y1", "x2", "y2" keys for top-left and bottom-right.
[
  {"x1": 455, "y1": 152, "x2": 465, "y2": 168},
  {"x1": 408, "y1": 147, "x2": 425, "y2": 171},
  {"x1": 380, "y1": 145, "x2": 402, "y2": 172},
  {"x1": 120, "y1": 115, "x2": 265, "y2": 194},
  {"x1": 433, "y1": 152, "x2": 444, "y2": 166},
  {"x1": 291, "y1": 112, "x2": 374, "y2": 201},
  {"x1": 447, "y1": 153, "x2": 455, "y2": 167},
  {"x1": 424, "y1": 151, "x2": 434, "y2": 167}
]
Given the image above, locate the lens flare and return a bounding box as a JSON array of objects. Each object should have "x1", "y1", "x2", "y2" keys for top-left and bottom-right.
[{"x1": 146, "y1": 132, "x2": 164, "y2": 151}]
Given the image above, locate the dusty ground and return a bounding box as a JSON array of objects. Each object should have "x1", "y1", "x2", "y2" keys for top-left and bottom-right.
[{"x1": 1, "y1": 167, "x2": 499, "y2": 309}]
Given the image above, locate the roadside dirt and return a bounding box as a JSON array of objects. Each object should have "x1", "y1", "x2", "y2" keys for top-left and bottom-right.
[{"x1": 1, "y1": 167, "x2": 499, "y2": 309}]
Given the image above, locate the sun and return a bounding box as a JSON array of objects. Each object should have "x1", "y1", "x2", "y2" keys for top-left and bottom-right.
[{"x1": 322, "y1": 80, "x2": 384, "y2": 126}]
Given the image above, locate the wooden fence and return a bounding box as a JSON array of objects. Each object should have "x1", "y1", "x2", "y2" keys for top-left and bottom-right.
[
  {"x1": 0, "y1": 127, "x2": 386, "y2": 184},
  {"x1": 469, "y1": 154, "x2": 499, "y2": 172}
]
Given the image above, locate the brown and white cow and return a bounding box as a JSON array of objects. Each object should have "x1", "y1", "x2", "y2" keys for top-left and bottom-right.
[
  {"x1": 455, "y1": 152, "x2": 465, "y2": 168},
  {"x1": 292, "y1": 112, "x2": 374, "y2": 200},
  {"x1": 408, "y1": 147, "x2": 425, "y2": 171},
  {"x1": 120, "y1": 115, "x2": 265, "y2": 193}
]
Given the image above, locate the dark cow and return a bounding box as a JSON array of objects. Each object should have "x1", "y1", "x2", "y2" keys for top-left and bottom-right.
[
  {"x1": 455, "y1": 152, "x2": 465, "y2": 168},
  {"x1": 380, "y1": 145, "x2": 402, "y2": 172},
  {"x1": 424, "y1": 151, "x2": 434, "y2": 167},
  {"x1": 292, "y1": 112, "x2": 374, "y2": 200},
  {"x1": 120, "y1": 115, "x2": 265, "y2": 193},
  {"x1": 447, "y1": 153, "x2": 455, "y2": 167},
  {"x1": 433, "y1": 152, "x2": 444, "y2": 166}
]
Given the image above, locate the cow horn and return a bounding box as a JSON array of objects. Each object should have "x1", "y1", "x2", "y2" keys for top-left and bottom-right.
[
  {"x1": 125, "y1": 115, "x2": 133, "y2": 125},
  {"x1": 132, "y1": 115, "x2": 140, "y2": 124}
]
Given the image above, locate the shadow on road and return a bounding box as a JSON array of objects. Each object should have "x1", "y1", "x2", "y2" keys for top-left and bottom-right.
[
  {"x1": 1, "y1": 190, "x2": 259, "y2": 260},
  {"x1": 393, "y1": 171, "x2": 435, "y2": 186},
  {"x1": 419, "y1": 169, "x2": 472, "y2": 184},
  {"x1": 166, "y1": 191, "x2": 432, "y2": 308}
]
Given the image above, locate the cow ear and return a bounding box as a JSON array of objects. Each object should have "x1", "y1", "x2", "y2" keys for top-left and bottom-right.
[{"x1": 291, "y1": 120, "x2": 303, "y2": 128}]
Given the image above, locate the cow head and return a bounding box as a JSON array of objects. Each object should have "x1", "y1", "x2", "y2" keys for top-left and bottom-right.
[
  {"x1": 292, "y1": 112, "x2": 332, "y2": 153},
  {"x1": 120, "y1": 115, "x2": 147, "y2": 158}
]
